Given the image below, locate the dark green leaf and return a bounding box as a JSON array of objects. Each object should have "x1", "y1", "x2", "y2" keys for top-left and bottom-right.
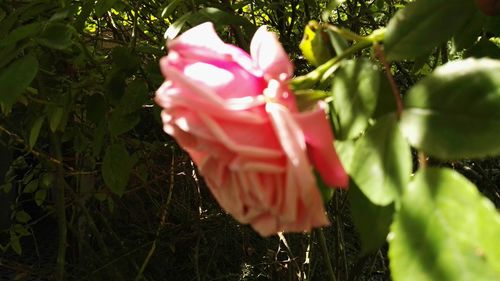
[
  {"x1": 29, "y1": 117, "x2": 44, "y2": 149},
  {"x1": 452, "y1": 11, "x2": 485, "y2": 52},
  {"x1": 102, "y1": 143, "x2": 136, "y2": 196},
  {"x1": 10, "y1": 235, "x2": 21, "y2": 255},
  {"x1": 36, "y1": 22, "x2": 75, "y2": 50},
  {"x1": 466, "y1": 37, "x2": 500, "y2": 59},
  {"x1": 95, "y1": 0, "x2": 117, "y2": 17},
  {"x1": 332, "y1": 59, "x2": 380, "y2": 140},
  {"x1": 384, "y1": 0, "x2": 476, "y2": 60},
  {"x1": 350, "y1": 114, "x2": 412, "y2": 205},
  {"x1": 23, "y1": 180, "x2": 38, "y2": 193},
  {"x1": 349, "y1": 181, "x2": 394, "y2": 255},
  {"x1": 109, "y1": 112, "x2": 140, "y2": 137},
  {"x1": 112, "y1": 47, "x2": 139, "y2": 74},
  {"x1": 48, "y1": 106, "x2": 64, "y2": 132},
  {"x1": 401, "y1": 58, "x2": 500, "y2": 159},
  {"x1": 118, "y1": 80, "x2": 149, "y2": 114},
  {"x1": 0, "y1": 23, "x2": 42, "y2": 47},
  {"x1": 389, "y1": 168, "x2": 500, "y2": 281},
  {"x1": 0, "y1": 55, "x2": 39, "y2": 108},
  {"x1": 85, "y1": 94, "x2": 107, "y2": 125},
  {"x1": 15, "y1": 211, "x2": 31, "y2": 223},
  {"x1": 34, "y1": 189, "x2": 47, "y2": 206}
]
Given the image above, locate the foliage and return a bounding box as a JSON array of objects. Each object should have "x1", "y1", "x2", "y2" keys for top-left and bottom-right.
[{"x1": 0, "y1": 0, "x2": 499, "y2": 280}]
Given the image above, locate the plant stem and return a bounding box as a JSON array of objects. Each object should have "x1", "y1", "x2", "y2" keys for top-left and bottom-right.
[
  {"x1": 50, "y1": 133, "x2": 67, "y2": 281},
  {"x1": 134, "y1": 149, "x2": 175, "y2": 281},
  {"x1": 317, "y1": 228, "x2": 337, "y2": 281},
  {"x1": 291, "y1": 40, "x2": 373, "y2": 89},
  {"x1": 374, "y1": 44, "x2": 403, "y2": 118}
]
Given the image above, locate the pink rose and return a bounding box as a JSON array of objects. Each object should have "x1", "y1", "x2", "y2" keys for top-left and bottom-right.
[{"x1": 155, "y1": 22, "x2": 348, "y2": 236}]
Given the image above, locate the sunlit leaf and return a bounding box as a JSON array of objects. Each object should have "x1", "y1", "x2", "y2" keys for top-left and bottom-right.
[
  {"x1": 401, "y1": 58, "x2": 500, "y2": 159},
  {"x1": 332, "y1": 59, "x2": 380, "y2": 140},
  {"x1": 385, "y1": 0, "x2": 476, "y2": 60},
  {"x1": 350, "y1": 114, "x2": 411, "y2": 205},
  {"x1": 389, "y1": 168, "x2": 500, "y2": 281}
]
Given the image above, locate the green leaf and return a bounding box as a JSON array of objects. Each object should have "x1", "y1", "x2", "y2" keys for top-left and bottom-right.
[
  {"x1": 10, "y1": 234, "x2": 22, "y2": 255},
  {"x1": 164, "y1": 12, "x2": 193, "y2": 40},
  {"x1": 109, "y1": 112, "x2": 140, "y2": 137},
  {"x1": 118, "y1": 80, "x2": 149, "y2": 114},
  {"x1": 0, "y1": 22, "x2": 42, "y2": 47},
  {"x1": 389, "y1": 168, "x2": 500, "y2": 281},
  {"x1": 160, "y1": 0, "x2": 183, "y2": 18},
  {"x1": 34, "y1": 189, "x2": 47, "y2": 206},
  {"x1": 23, "y1": 180, "x2": 38, "y2": 193},
  {"x1": 384, "y1": 0, "x2": 476, "y2": 61},
  {"x1": 452, "y1": 11, "x2": 485, "y2": 52},
  {"x1": 112, "y1": 47, "x2": 139, "y2": 74},
  {"x1": 350, "y1": 114, "x2": 412, "y2": 205},
  {"x1": 29, "y1": 116, "x2": 44, "y2": 149},
  {"x1": 85, "y1": 94, "x2": 107, "y2": 125},
  {"x1": 95, "y1": 0, "x2": 117, "y2": 17},
  {"x1": 102, "y1": 143, "x2": 136, "y2": 196},
  {"x1": 48, "y1": 106, "x2": 64, "y2": 132},
  {"x1": 36, "y1": 22, "x2": 75, "y2": 50},
  {"x1": 15, "y1": 211, "x2": 31, "y2": 223},
  {"x1": 0, "y1": 55, "x2": 39, "y2": 108},
  {"x1": 331, "y1": 59, "x2": 380, "y2": 140},
  {"x1": 401, "y1": 58, "x2": 500, "y2": 159},
  {"x1": 349, "y1": 181, "x2": 394, "y2": 255}
]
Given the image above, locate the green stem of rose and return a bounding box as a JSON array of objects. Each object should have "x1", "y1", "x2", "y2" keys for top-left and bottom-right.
[
  {"x1": 317, "y1": 228, "x2": 337, "y2": 281},
  {"x1": 291, "y1": 31, "x2": 385, "y2": 90}
]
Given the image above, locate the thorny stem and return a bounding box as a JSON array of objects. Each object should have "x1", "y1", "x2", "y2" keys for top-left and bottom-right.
[
  {"x1": 317, "y1": 228, "x2": 337, "y2": 281},
  {"x1": 374, "y1": 44, "x2": 403, "y2": 119}
]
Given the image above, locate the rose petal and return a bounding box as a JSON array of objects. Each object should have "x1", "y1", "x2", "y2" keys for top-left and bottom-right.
[
  {"x1": 295, "y1": 103, "x2": 349, "y2": 188},
  {"x1": 250, "y1": 26, "x2": 294, "y2": 80}
]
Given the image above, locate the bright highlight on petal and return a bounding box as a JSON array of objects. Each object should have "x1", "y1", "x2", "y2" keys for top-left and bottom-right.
[{"x1": 184, "y1": 62, "x2": 234, "y2": 87}]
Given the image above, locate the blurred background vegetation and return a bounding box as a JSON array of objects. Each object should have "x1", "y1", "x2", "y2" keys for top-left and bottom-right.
[{"x1": 0, "y1": 0, "x2": 498, "y2": 280}]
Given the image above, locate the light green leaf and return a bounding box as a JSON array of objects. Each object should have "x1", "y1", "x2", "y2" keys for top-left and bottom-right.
[
  {"x1": 384, "y1": 0, "x2": 476, "y2": 60},
  {"x1": 0, "y1": 55, "x2": 39, "y2": 108},
  {"x1": 389, "y1": 168, "x2": 500, "y2": 281},
  {"x1": 36, "y1": 22, "x2": 75, "y2": 50},
  {"x1": 102, "y1": 143, "x2": 136, "y2": 196},
  {"x1": 349, "y1": 182, "x2": 394, "y2": 255},
  {"x1": 401, "y1": 58, "x2": 500, "y2": 159},
  {"x1": 350, "y1": 114, "x2": 412, "y2": 205},
  {"x1": 331, "y1": 59, "x2": 380, "y2": 140},
  {"x1": 29, "y1": 116, "x2": 44, "y2": 149}
]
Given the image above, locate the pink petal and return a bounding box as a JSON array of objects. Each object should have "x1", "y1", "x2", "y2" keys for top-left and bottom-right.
[
  {"x1": 250, "y1": 26, "x2": 294, "y2": 80},
  {"x1": 295, "y1": 103, "x2": 349, "y2": 188}
]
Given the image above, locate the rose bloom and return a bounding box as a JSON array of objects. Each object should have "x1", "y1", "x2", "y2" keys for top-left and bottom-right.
[{"x1": 155, "y1": 22, "x2": 348, "y2": 236}]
